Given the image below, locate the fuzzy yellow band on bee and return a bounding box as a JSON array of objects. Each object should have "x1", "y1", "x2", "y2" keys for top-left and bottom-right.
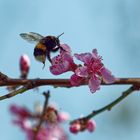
[
  {"x1": 34, "y1": 44, "x2": 47, "y2": 64},
  {"x1": 35, "y1": 55, "x2": 46, "y2": 63},
  {"x1": 35, "y1": 43, "x2": 46, "y2": 51}
]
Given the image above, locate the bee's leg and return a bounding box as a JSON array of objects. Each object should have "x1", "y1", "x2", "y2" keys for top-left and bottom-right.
[{"x1": 46, "y1": 51, "x2": 52, "y2": 63}]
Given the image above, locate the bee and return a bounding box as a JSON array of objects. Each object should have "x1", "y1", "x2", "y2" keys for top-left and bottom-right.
[{"x1": 20, "y1": 32, "x2": 64, "y2": 68}]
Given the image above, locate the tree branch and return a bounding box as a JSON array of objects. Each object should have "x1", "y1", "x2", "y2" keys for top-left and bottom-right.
[
  {"x1": 1, "y1": 78, "x2": 140, "y2": 87},
  {"x1": 0, "y1": 81, "x2": 36, "y2": 101},
  {"x1": 71, "y1": 85, "x2": 139, "y2": 123}
]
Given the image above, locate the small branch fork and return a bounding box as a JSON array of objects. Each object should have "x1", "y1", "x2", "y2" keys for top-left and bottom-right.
[{"x1": 33, "y1": 91, "x2": 50, "y2": 140}]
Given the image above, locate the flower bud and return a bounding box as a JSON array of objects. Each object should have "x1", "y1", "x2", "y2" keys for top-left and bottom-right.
[
  {"x1": 58, "y1": 112, "x2": 70, "y2": 122},
  {"x1": 20, "y1": 54, "x2": 30, "y2": 78},
  {"x1": 87, "y1": 119, "x2": 96, "y2": 132},
  {"x1": 69, "y1": 122, "x2": 81, "y2": 134}
]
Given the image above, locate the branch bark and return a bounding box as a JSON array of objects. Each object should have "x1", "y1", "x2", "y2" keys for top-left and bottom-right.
[{"x1": 1, "y1": 78, "x2": 140, "y2": 87}]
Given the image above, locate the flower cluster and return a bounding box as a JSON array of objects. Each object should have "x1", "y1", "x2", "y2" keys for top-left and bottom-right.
[
  {"x1": 69, "y1": 118, "x2": 96, "y2": 134},
  {"x1": 50, "y1": 44, "x2": 115, "y2": 93},
  {"x1": 10, "y1": 104, "x2": 69, "y2": 140}
]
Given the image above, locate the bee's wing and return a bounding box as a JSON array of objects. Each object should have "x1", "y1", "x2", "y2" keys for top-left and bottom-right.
[{"x1": 20, "y1": 32, "x2": 44, "y2": 44}]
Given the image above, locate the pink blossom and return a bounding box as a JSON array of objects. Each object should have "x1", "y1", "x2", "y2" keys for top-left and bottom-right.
[
  {"x1": 71, "y1": 49, "x2": 115, "y2": 93},
  {"x1": 10, "y1": 104, "x2": 68, "y2": 140},
  {"x1": 50, "y1": 44, "x2": 77, "y2": 75},
  {"x1": 10, "y1": 104, "x2": 31, "y2": 119},
  {"x1": 12, "y1": 118, "x2": 68, "y2": 140},
  {"x1": 20, "y1": 54, "x2": 30, "y2": 78},
  {"x1": 70, "y1": 74, "x2": 85, "y2": 86},
  {"x1": 7, "y1": 54, "x2": 30, "y2": 90},
  {"x1": 69, "y1": 122, "x2": 81, "y2": 134},
  {"x1": 69, "y1": 119, "x2": 96, "y2": 134},
  {"x1": 60, "y1": 44, "x2": 71, "y2": 53},
  {"x1": 57, "y1": 112, "x2": 70, "y2": 122},
  {"x1": 12, "y1": 119, "x2": 31, "y2": 130},
  {"x1": 24, "y1": 124, "x2": 68, "y2": 140},
  {"x1": 87, "y1": 120, "x2": 96, "y2": 132}
]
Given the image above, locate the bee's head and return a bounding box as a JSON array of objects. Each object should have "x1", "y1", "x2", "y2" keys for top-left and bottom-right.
[{"x1": 40, "y1": 36, "x2": 59, "y2": 49}]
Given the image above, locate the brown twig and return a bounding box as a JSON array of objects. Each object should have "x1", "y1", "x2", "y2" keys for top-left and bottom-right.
[
  {"x1": 0, "y1": 81, "x2": 36, "y2": 101},
  {"x1": 33, "y1": 91, "x2": 50, "y2": 140},
  {"x1": 71, "y1": 85, "x2": 139, "y2": 124}
]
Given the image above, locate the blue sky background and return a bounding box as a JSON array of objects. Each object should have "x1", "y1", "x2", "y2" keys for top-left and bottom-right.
[{"x1": 0, "y1": 0, "x2": 140, "y2": 140}]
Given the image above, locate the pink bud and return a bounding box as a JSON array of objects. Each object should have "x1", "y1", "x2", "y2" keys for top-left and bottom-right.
[
  {"x1": 20, "y1": 54, "x2": 30, "y2": 78},
  {"x1": 58, "y1": 112, "x2": 70, "y2": 122},
  {"x1": 69, "y1": 123, "x2": 81, "y2": 134},
  {"x1": 87, "y1": 120, "x2": 96, "y2": 132}
]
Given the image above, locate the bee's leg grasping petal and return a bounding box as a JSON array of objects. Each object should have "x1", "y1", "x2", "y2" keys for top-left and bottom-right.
[{"x1": 46, "y1": 51, "x2": 52, "y2": 63}]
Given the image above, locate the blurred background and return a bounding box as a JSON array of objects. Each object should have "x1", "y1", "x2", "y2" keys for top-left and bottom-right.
[{"x1": 0, "y1": 0, "x2": 140, "y2": 139}]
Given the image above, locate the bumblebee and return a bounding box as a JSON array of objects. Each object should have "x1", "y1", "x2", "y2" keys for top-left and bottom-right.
[{"x1": 20, "y1": 32, "x2": 64, "y2": 68}]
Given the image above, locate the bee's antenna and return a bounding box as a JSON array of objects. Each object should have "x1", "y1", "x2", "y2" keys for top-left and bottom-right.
[{"x1": 57, "y1": 32, "x2": 64, "y2": 38}]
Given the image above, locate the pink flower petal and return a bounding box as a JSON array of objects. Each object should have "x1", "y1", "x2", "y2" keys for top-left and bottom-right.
[
  {"x1": 50, "y1": 48, "x2": 76, "y2": 75},
  {"x1": 74, "y1": 53, "x2": 92, "y2": 64},
  {"x1": 69, "y1": 123, "x2": 81, "y2": 134},
  {"x1": 70, "y1": 74, "x2": 85, "y2": 86},
  {"x1": 63, "y1": 53, "x2": 75, "y2": 66},
  {"x1": 72, "y1": 49, "x2": 115, "y2": 93},
  {"x1": 50, "y1": 61, "x2": 70, "y2": 75},
  {"x1": 10, "y1": 104, "x2": 30, "y2": 119},
  {"x1": 92, "y1": 49, "x2": 98, "y2": 59},
  {"x1": 101, "y1": 67, "x2": 115, "y2": 83},
  {"x1": 87, "y1": 120, "x2": 96, "y2": 132},
  {"x1": 75, "y1": 66, "x2": 88, "y2": 77},
  {"x1": 58, "y1": 112, "x2": 70, "y2": 122},
  {"x1": 88, "y1": 76, "x2": 101, "y2": 93},
  {"x1": 20, "y1": 54, "x2": 30, "y2": 68},
  {"x1": 20, "y1": 54, "x2": 30, "y2": 78},
  {"x1": 60, "y1": 44, "x2": 71, "y2": 53}
]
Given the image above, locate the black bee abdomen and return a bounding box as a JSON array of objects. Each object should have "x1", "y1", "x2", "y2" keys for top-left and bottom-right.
[{"x1": 34, "y1": 48, "x2": 46, "y2": 56}]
